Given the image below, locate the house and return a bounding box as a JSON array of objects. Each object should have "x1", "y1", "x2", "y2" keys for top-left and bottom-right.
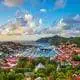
[
  {"x1": 35, "y1": 63, "x2": 45, "y2": 72},
  {"x1": 35, "y1": 77, "x2": 43, "y2": 80}
]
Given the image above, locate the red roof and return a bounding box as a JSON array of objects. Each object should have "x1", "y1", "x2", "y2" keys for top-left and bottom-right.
[{"x1": 75, "y1": 75, "x2": 80, "y2": 80}]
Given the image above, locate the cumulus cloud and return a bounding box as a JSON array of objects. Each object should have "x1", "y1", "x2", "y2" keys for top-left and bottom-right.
[
  {"x1": 3, "y1": 0, "x2": 24, "y2": 7},
  {"x1": 23, "y1": 13, "x2": 43, "y2": 34},
  {"x1": 40, "y1": 8, "x2": 47, "y2": 12},
  {"x1": 43, "y1": 17, "x2": 80, "y2": 37},
  {"x1": 54, "y1": 0, "x2": 67, "y2": 10},
  {"x1": 41, "y1": 18, "x2": 66, "y2": 34},
  {"x1": 60, "y1": 30, "x2": 80, "y2": 37},
  {"x1": 0, "y1": 12, "x2": 42, "y2": 35},
  {"x1": 15, "y1": 13, "x2": 80, "y2": 37},
  {"x1": 56, "y1": 19, "x2": 80, "y2": 37},
  {"x1": 24, "y1": 14, "x2": 33, "y2": 22}
]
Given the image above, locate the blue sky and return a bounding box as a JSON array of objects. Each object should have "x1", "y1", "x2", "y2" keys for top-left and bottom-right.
[{"x1": 0, "y1": 0, "x2": 80, "y2": 27}]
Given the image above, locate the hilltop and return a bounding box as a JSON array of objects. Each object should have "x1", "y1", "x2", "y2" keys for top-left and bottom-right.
[{"x1": 37, "y1": 35, "x2": 80, "y2": 47}]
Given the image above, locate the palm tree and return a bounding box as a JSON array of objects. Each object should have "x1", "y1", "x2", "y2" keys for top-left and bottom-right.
[
  {"x1": 7, "y1": 70, "x2": 16, "y2": 80},
  {"x1": 17, "y1": 57, "x2": 28, "y2": 68},
  {"x1": 15, "y1": 73, "x2": 24, "y2": 80}
]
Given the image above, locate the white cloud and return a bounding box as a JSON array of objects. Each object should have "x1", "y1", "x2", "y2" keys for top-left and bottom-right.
[
  {"x1": 3, "y1": 0, "x2": 23, "y2": 7},
  {"x1": 73, "y1": 14, "x2": 80, "y2": 21},
  {"x1": 40, "y1": 8, "x2": 47, "y2": 12},
  {"x1": 60, "y1": 30, "x2": 80, "y2": 37},
  {"x1": 22, "y1": 13, "x2": 44, "y2": 34},
  {"x1": 43, "y1": 17, "x2": 80, "y2": 37},
  {"x1": 24, "y1": 14, "x2": 33, "y2": 22},
  {"x1": 54, "y1": 0, "x2": 67, "y2": 10},
  {"x1": 0, "y1": 12, "x2": 42, "y2": 35},
  {"x1": 39, "y1": 18, "x2": 43, "y2": 24},
  {"x1": 1, "y1": 10, "x2": 80, "y2": 37},
  {"x1": 56, "y1": 20, "x2": 80, "y2": 37}
]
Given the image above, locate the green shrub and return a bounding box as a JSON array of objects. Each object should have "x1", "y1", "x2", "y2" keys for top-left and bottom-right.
[
  {"x1": 14, "y1": 68, "x2": 32, "y2": 73},
  {"x1": 73, "y1": 54, "x2": 80, "y2": 61}
]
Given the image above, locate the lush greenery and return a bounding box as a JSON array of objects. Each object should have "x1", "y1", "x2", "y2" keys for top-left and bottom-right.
[
  {"x1": 0, "y1": 57, "x2": 80, "y2": 80},
  {"x1": 37, "y1": 35, "x2": 80, "y2": 47},
  {"x1": 73, "y1": 54, "x2": 80, "y2": 61}
]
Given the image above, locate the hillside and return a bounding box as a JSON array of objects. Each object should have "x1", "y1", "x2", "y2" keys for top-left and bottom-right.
[{"x1": 37, "y1": 35, "x2": 80, "y2": 47}]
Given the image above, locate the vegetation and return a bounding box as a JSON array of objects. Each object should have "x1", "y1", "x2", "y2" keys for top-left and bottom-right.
[
  {"x1": 0, "y1": 57, "x2": 80, "y2": 80},
  {"x1": 73, "y1": 54, "x2": 80, "y2": 61},
  {"x1": 0, "y1": 37, "x2": 80, "y2": 80},
  {"x1": 37, "y1": 35, "x2": 80, "y2": 47}
]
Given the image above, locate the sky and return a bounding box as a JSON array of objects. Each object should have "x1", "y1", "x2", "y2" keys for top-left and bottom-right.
[
  {"x1": 0, "y1": 0, "x2": 80, "y2": 26},
  {"x1": 0, "y1": 0, "x2": 80, "y2": 37}
]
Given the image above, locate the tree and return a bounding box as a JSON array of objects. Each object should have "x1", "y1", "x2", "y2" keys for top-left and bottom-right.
[
  {"x1": 7, "y1": 70, "x2": 15, "y2": 80},
  {"x1": 15, "y1": 73, "x2": 24, "y2": 80},
  {"x1": 46, "y1": 64, "x2": 57, "y2": 76},
  {"x1": 0, "y1": 72, "x2": 6, "y2": 80},
  {"x1": 35, "y1": 57, "x2": 47, "y2": 65},
  {"x1": 17, "y1": 57, "x2": 28, "y2": 68},
  {"x1": 56, "y1": 72, "x2": 66, "y2": 80}
]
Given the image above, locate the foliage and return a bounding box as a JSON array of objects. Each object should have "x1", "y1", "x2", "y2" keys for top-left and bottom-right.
[
  {"x1": 0, "y1": 57, "x2": 80, "y2": 80},
  {"x1": 73, "y1": 54, "x2": 80, "y2": 61},
  {"x1": 37, "y1": 35, "x2": 80, "y2": 47}
]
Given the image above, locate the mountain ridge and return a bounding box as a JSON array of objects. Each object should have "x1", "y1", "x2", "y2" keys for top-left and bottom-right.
[{"x1": 36, "y1": 35, "x2": 80, "y2": 47}]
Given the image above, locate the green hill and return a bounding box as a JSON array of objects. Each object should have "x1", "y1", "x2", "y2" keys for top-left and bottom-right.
[{"x1": 37, "y1": 35, "x2": 80, "y2": 47}]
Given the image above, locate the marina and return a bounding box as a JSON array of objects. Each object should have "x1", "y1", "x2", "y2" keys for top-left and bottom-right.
[{"x1": 0, "y1": 42, "x2": 59, "y2": 58}]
